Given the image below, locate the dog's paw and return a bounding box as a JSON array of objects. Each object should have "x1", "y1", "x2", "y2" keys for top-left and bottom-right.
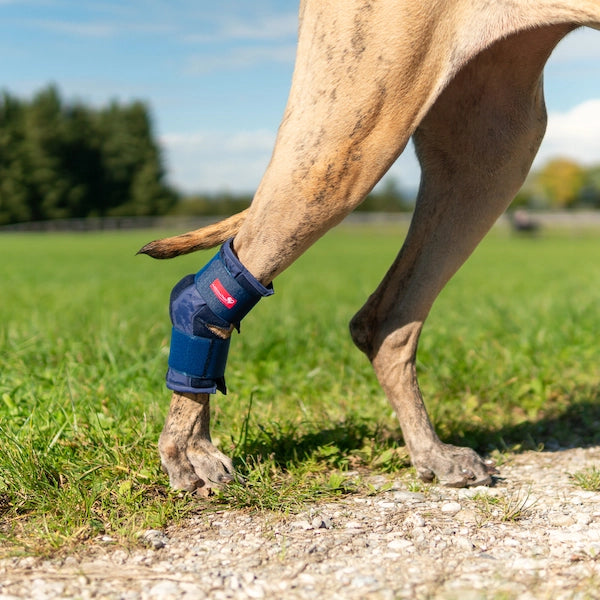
[
  {"x1": 159, "y1": 434, "x2": 234, "y2": 495},
  {"x1": 158, "y1": 392, "x2": 235, "y2": 495},
  {"x1": 414, "y1": 443, "x2": 497, "y2": 488},
  {"x1": 186, "y1": 438, "x2": 235, "y2": 496}
]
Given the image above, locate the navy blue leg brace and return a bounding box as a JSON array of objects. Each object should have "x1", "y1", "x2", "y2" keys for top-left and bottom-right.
[{"x1": 166, "y1": 238, "x2": 273, "y2": 394}]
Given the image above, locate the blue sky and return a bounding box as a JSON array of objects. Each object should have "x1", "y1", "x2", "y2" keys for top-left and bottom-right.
[{"x1": 1, "y1": 1, "x2": 599, "y2": 194}]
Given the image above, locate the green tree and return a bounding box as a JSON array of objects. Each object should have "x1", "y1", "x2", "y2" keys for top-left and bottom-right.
[
  {"x1": 580, "y1": 166, "x2": 600, "y2": 208},
  {"x1": 0, "y1": 85, "x2": 177, "y2": 224},
  {"x1": 97, "y1": 101, "x2": 177, "y2": 217},
  {"x1": 531, "y1": 158, "x2": 586, "y2": 209},
  {"x1": 357, "y1": 177, "x2": 411, "y2": 212},
  {"x1": 0, "y1": 93, "x2": 32, "y2": 224}
]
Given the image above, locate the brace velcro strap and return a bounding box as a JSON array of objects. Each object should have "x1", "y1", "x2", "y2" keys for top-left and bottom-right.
[
  {"x1": 168, "y1": 327, "x2": 231, "y2": 380},
  {"x1": 196, "y1": 247, "x2": 267, "y2": 326}
]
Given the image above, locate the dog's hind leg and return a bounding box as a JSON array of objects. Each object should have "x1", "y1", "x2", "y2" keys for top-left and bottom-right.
[{"x1": 350, "y1": 25, "x2": 573, "y2": 487}]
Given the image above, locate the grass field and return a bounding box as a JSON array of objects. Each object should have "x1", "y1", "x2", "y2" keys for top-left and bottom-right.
[{"x1": 1, "y1": 223, "x2": 599, "y2": 554}]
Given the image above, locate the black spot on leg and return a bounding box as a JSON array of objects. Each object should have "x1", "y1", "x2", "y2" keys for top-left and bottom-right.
[{"x1": 351, "y1": 1, "x2": 374, "y2": 59}]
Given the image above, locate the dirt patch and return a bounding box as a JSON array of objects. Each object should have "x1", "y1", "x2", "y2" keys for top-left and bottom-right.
[{"x1": 3, "y1": 446, "x2": 600, "y2": 599}]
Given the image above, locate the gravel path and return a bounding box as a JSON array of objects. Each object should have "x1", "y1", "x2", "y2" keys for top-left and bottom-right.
[{"x1": 3, "y1": 446, "x2": 600, "y2": 599}]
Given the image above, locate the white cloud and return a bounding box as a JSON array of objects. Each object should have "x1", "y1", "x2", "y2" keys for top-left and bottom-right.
[
  {"x1": 160, "y1": 129, "x2": 276, "y2": 193},
  {"x1": 534, "y1": 99, "x2": 600, "y2": 168},
  {"x1": 160, "y1": 100, "x2": 600, "y2": 195},
  {"x1": 184, "y1": 44, "x2": 297, "y2": 74},
  {"x1": 183, "y1": 12, "x2": 298, "y2": 44}
]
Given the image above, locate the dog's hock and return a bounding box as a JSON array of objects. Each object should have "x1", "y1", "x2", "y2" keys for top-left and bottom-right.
[{"x1": 159, "y1": 239, "x2": 271, "y2": 493}]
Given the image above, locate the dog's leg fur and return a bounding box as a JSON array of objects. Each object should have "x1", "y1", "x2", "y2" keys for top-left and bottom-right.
[{"x1": 350, "y1": 25, "x2": 573, "y2": 485}]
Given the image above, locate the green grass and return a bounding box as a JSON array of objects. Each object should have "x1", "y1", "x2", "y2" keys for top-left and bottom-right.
[
  {"x1": 470, "y1": 489, "x2": 535, "y2": 524},
  {"x1": 0, "y1": 224, "x2": 599, "y2": 553},
  {"x1": 571, "y1": 466, "x2": 600, "y2": 491}
]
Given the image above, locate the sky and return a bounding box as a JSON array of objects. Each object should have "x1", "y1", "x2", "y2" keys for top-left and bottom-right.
[{"x1": 1, "y1": 0, "x2": 599, "y2": 195}]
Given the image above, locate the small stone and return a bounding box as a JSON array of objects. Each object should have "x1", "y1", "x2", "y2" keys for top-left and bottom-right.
[
  {"x1": 100, "y1": 535, "x2": 115, "y2": 544},
  {"x1": 441, "y1": 502, "x2": 462, "y2": 515},
  {"x1": 576, "y1": 513, "x2": 593, "y2": 526},
  {"x1": 458, "y1": 486, "x2": 501, "y2": 499},
  {"x1": 404, "y1": 514, "x2": 426, "y2": 528},
  {"x1": 242, "y1": 572, "x2": 256, "y2": 585},
  {"x1": 228, "y1": 575, "x2": 241, "y2": 590},
  {"x1": 148, "y1": 581, "x2": 180, "y2": 598},
  {"x1": 111, "y1": 550, "x2": 129, "y2": 565},
  {"x1": 62, "y1": 556, "x2": 79, "y2": 568},
  {"x1": 18, "y1": 557, "x2": 38, "y2": 569},
  {"x1": 368, "y1": 475, "x2": 389, "y2": 490},
  {"x1": 244, "y1": 583, "x2": 265, "y2": 598},
  {"x1": 548, "y1": 530, "x2": 580, "y2": 544},
  {"x1": 455, "y1": 509, "x2": 479, "y2": 524},
  {"x1": 179, "y1": 583, "x2": 206, "y2": 600},
  {"x1": 351, "y1": 575, "x2": 379, "y2": 588},
  {"x1": 392, "y1": 491, "x2": 426, "y2": 503},
  {"x1": 453, "y1": 536, "x2": 475, "y2": 551},
  {"x1": 548, "y1": 513, "x2": 575, "y2": 527},
  {"x1": 387, "y1": 538, "x2": 413, "y2": 551},
  {"x1": 511, "y1": 558, "x2": 545, "y2": 571},
  {"x1": 311, "y1": 515, "x2": 332, "y2": 529},
  {"x1": 290, "y1": 520, "x2": 312, "y2": 530},
  {"x1": 142, "y1": 529, "x2": 169, "y2": 550},
  {"x1": 298, "y1": 573, "x2": 316, "y2": 585},
  {"x1": 31, "y1": 579, "x2": 65, "y2": 600}
]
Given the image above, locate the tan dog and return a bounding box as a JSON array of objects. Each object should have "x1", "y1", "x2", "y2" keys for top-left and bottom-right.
[{"x1": 141, "y1": 1, "x2": 600, "y2": 493}]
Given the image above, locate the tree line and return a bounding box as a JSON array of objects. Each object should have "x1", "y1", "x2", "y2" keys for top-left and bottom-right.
[
  {"x1": 1, "y1": 86, "x2": 599, "y2": 226},
  {"x1": 172, "y1": 177, "x2": 413, "y2": 218},
  {"x1": 0, "y1": 86, "x2": 177, "y2": 226},
  {"x1": 175, "y1": 158, "x2": 600, "y2": 218}
]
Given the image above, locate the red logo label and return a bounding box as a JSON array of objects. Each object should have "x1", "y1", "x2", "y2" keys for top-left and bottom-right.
[{"x1": 210, "y1": 279, "x2": 237, "y2": 309}]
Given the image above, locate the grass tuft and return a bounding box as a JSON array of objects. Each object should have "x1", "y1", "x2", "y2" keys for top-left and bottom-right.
[
  {"x1": 571, "y1": 466, "x2": 600, "y2": 492},
  {"x1": 471, "y1": 489, "x2": 535, "y2": 524}
]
